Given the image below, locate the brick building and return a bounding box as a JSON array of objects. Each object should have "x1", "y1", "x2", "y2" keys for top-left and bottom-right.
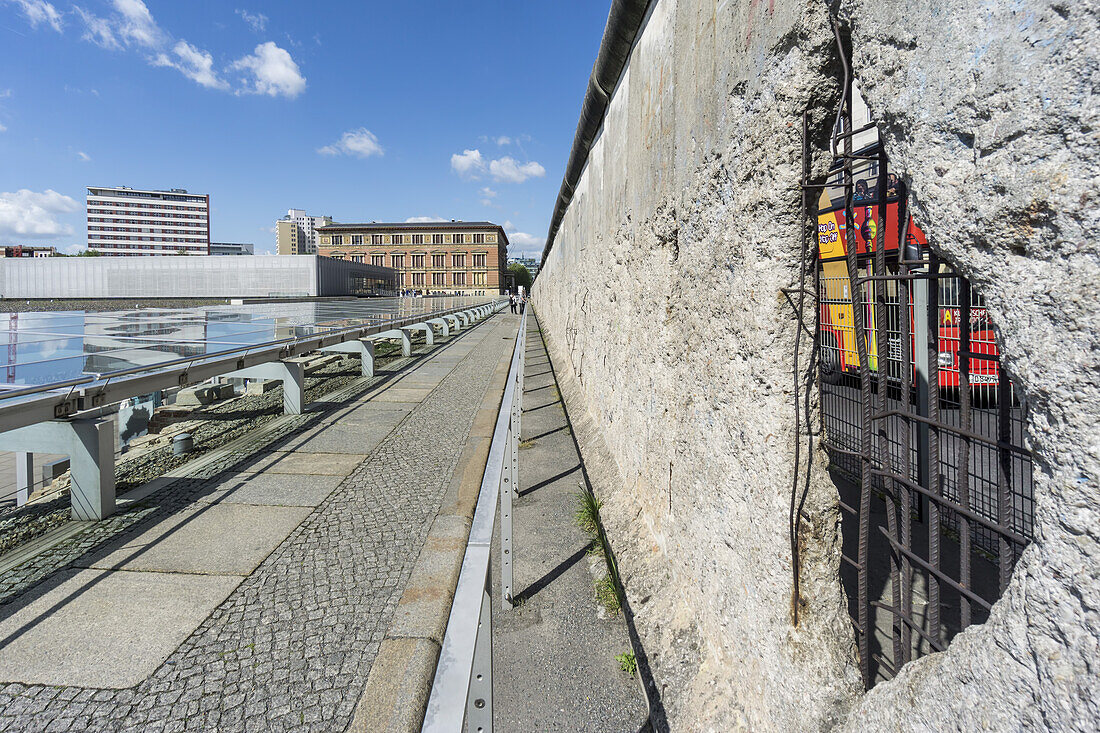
[{"x1": 315, "y1": 221, "x2": 508, "y2": 296}]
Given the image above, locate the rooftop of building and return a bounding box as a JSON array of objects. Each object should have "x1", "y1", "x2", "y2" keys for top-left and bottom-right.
[{"x1": 316, "y1": 220, "x2": 508, "y2": 241}]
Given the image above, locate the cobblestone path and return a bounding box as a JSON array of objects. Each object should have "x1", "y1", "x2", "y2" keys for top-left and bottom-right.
[{"x1": 0, "y1": 316, "x2": 513, "y2": 732}]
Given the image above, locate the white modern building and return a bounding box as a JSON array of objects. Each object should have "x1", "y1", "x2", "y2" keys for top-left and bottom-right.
[
  {"x1": 87, "y1": 186, "x2": 210, "y2": 256},
  {"x1": 210, "y1": 241, "x2": 255, "y2": 256},
  {"x1": 276, "y1": 209, "x2": 333, "y2": 255}
]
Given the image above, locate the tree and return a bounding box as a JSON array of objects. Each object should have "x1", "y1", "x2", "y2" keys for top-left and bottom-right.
[{"x1": 507, "y1": 262, "x2": 532, "y2": 291}]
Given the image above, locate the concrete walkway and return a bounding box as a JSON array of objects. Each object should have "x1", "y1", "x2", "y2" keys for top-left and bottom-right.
[
  {"x1": 0, "y1": 311, "x2": 516, "y2": 732},
  {"x1": 491, "y1": 314, "x2": 649, "y2": 731}
]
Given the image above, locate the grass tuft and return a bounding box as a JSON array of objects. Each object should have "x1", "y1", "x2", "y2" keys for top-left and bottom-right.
[
  {"x1": 615, "y1": 652, "x2": 637, "y2": 677},
  {"x1": 574, "y1": 486, "x2": 602, "y2": 537}
]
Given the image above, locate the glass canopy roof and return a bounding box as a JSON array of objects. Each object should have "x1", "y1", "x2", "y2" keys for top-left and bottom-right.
[{"x1": 0, "y1": 297, "x2": 487, "y2": 390}]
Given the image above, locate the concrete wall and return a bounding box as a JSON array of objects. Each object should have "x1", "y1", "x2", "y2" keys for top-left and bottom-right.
[
  {"x1": 532, "y1": 0, "x2": 1098, "y2": 730},
  {"x1": 0, "y1": 256, "x2": 396, "y2": 299}
]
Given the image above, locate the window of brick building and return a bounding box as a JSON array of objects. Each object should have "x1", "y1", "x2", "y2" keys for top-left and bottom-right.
[
  {"x1": 432, "y1": 254, "x2": 445, "y2": 268},
  {"x1": 473, "y1": 233, "x2": 485, "y2": 244},
  {"x1": 411, "y1": 254, "x2": 425, "y2": 268},
  {"x1": 472, "y1": 253, "x2": 486, "y2": 267},
  {"x1": 432, "y1": 272, "x2": 445, "y2": 286},
  {"x1": 372, "y1": 234, "x2": 384, "y2": 245},
  {"x1": 371, "y1": 254, "x2": 384, "y2": 267},
  {"x1": 432, "y1": 234, "x2": 444, "y2": 244},
  {"x1": 452, "y1": 254, "x2": 465, "y2": 268},
  {"x1": 453, "y1": 271, "x2": 466, "y2": 286},
  {"x1": 391, "y1": 254, "x2": 404, "y2": 268}
]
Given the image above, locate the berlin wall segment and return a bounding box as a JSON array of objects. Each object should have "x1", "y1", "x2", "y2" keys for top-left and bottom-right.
[{"x1": 532, "y1": 0, "x2": 1098, "y2": 731}]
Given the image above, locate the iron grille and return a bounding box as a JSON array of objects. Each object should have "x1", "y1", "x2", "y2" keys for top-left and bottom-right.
[{"x1": 813, "y1": 56, "x2": 1034, "y2": 687}]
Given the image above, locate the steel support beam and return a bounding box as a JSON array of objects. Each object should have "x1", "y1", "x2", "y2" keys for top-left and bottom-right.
[
  {"x1": 375, "y1": 328, "x2": 414, "y2": 357},
  {"x1": 0, "y1": 419, "x2": 114, "y2": 520},
  {"x1": 405, "y1": 323, "x2": 434, "y2": 347},
  {"x1": 14, "y1": 451, "x2": 31, "y2": 507},
  {"x1": 319, "y1": 339, "x2": 375, "y2": 377},
  {"x1": 427, "y1": 318, "x2": 450, "y2": 338},
  {"x1": 222, "y1": 360, "x2": 305, "y2": 415}
]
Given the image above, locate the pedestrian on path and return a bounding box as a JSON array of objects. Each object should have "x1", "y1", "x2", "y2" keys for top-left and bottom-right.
[
  {"x1": 509, "y1": 294, "x2": 517, "y2": 314},
  {"x1": 519, "y1": 296, "x2": 527, "y2": 314}
]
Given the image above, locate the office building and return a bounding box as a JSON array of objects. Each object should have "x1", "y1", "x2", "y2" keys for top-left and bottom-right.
[
  {"x1": 86, "y1": 186, "x2": 210, "y2": 256},
  {"x1": 276, "y1": 209, "x2": 333, "y2": 255},
  {"x1": 1, "y1": 246, "x2": 55, "y2": 258},
  {"x1": 316, "y1": 220, "x2": 508, "y2": 296},
  {"x1": 210, "y1": 242, "x2": 255, "y2": 256}
]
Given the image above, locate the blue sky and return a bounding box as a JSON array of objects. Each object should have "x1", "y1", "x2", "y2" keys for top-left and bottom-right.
[{"x1": 0, "y1": 0, "x2": 612, "y2": 256}]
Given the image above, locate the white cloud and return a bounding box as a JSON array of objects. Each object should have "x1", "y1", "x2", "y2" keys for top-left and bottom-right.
[
  {"x1": 5, "y1": 0, "x2": 62, "y2": 32},
  {"x1": 452, "y1": 148, "x2": 544, "y2": 184},
  {"x1": 112, "y1": 0, "x2": 164, "y2": 47},
  {"x1": 489, "y1": 156, "x2": 545, "y2": 184},
  {"x1": 73, "y1": 2, "x2": 304, "y2": 98},
  {"x1": 495, "y1": 136, "x2": 512, "y2": 146},
  {"x1": 75, "y1": 6, "x2": 120, "y2": 48},
  {"x1": 76, "y1": 151, "x2": 90, "y2": 161},
  {"x1": 317, "y1": 128, "x2": 382, "y2": 158},
  {"x1": 154, "y1": 40, "x2": 228, "y2": 89},
  {"x1": 0, "y1": 89, "x2": 10, "y2": 98},
  {"x1": 479, "y1": 187, "x2": 497, "y2": 199},
  {"x1": 0, "y1": 189, "x2": 79, "y2": 239},
  {"x1": 405, "y1": 216, "x2": 448, "y2": 223},
  {"x1": 0, "y1": 123, "x2": 6, "y2": 133},
  {"x1": 61, "y1": 243, "x2": 85, "y2": 255},
  {"x1": 231, "y1": 42, "x2": 306, "y2": 98},
  {"x1": 506, "y1": 231, "x2": 545, "y2": 250},
  {"x1": 451, "y1": 149, "x2": 484, "y2": 178},
  {"x1": 236, "y1": 8, "x2": 267, "y2": 32}
]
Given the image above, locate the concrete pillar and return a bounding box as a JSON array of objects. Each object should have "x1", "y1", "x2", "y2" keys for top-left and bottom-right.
[
  {"x1": 1, "y1": 419, "x2": 115, "y2": 520},
  {"x1": 444, "y1": 314, "x2": 461, "y2": 332},
  {"x1": 320, "y1": 338, "x2": 375, "y2": 377},
  {"x1": 222, "y1": 360, "x2": 306, "y2": 415}
]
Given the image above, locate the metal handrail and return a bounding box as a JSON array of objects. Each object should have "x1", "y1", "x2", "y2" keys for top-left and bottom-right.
[
  {"x1": 0, "y1": 300, "x2": 504, "y2": 436},
  {"x1": 423, "y1": 308, "x2": 526, "y2": 733},
  {"x1": 0, "y1": 299, "x2": 495, "y2": 402}
]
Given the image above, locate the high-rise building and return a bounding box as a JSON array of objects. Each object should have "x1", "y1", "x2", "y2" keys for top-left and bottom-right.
[
  {"x1": 86, "y1": 186, "x2": 210, "y2": 256},
  {"x1": 275, "y1": 209, "x2": 333, "y2": 255},
  {"x1": 315, "y1": 221, "x2": 509, "y2": 296}
]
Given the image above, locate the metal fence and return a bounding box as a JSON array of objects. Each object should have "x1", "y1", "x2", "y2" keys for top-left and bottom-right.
[{"x1": 423, "y1": 309, "x2": 525, "y2": 732}]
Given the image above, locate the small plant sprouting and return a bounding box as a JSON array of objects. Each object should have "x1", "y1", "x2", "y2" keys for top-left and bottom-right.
[
  {"x1": 519, "y1": 438, "x2": 536, "y2": 449},
  {"x1": 616, "y1": 652, "x2": 637, "y2": 677},
  {"x1": 574, "y1": 486, "x2": 602, "y2": 537},
  {"x1": 595, "y1": 573, "x2": 620, "y2": 614}
]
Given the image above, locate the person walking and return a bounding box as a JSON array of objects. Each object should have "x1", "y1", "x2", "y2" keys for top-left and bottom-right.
[
  {"x1": 519, "y1": 295, "x2": 527, "y2": 314},
  {"x1": 509, "y1": 294, "x2": 517, "y2": 314}
]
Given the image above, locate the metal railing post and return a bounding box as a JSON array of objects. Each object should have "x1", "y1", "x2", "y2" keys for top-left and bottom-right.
[
  {"x1": 467, "y1": 565, "x2": 494, "y2": 731},
  {"x1": 501, "y1": 416, "x2": 515, "y2": 609}
]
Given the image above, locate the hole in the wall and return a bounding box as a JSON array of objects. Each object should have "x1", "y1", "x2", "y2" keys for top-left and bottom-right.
[{"x1": 811, "y1": 71, "x2": 1035, "y2": 689}]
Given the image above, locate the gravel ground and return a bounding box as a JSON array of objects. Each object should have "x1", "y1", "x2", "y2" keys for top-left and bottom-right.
[
  {"x1": 0, "y1": 298, "x2": 232, "y2": 313},
  {"x1": 0, "y1": 337, "x2": 411, "y2": 557}
]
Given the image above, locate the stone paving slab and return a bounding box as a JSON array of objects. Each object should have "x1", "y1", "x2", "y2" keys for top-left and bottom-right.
[
  {"x1": 234, "y1": 450, "x2": 367, "y2": 475},
  {"x1": 196, "y1": 473, "x2": 343, "y2": 508},
  {"x1": 284, "y1": 420, "x2": 402, "y2": 455},
  {"x1": 369, "y1": 387, "x2": 434, "y2": 402},
  {"x1": 0, "y1": 568, "x2": 241, "y2": 688},
  {"x1": 83, "y1": 502, "x2": 313, "y2": 576}
]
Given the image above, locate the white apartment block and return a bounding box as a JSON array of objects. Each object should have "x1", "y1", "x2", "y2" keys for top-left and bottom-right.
[
  {"x1": 87, "y1": 186, "x2": 210, "y2": 256},
  {"x1": 276, "y1": 209, "x2": 333, "y2": 255}
]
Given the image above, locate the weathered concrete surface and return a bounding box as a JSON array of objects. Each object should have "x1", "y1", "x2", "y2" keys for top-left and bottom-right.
[
  {"x1": 535, "y1": 2, "x2": 860, "y2": 728},
  {"x1": 532, "y1": 0, "x2": 1098, "y2": 730},
  {"x1": 836, "y1": 1, "x2": 1100, "y2": 730}
]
